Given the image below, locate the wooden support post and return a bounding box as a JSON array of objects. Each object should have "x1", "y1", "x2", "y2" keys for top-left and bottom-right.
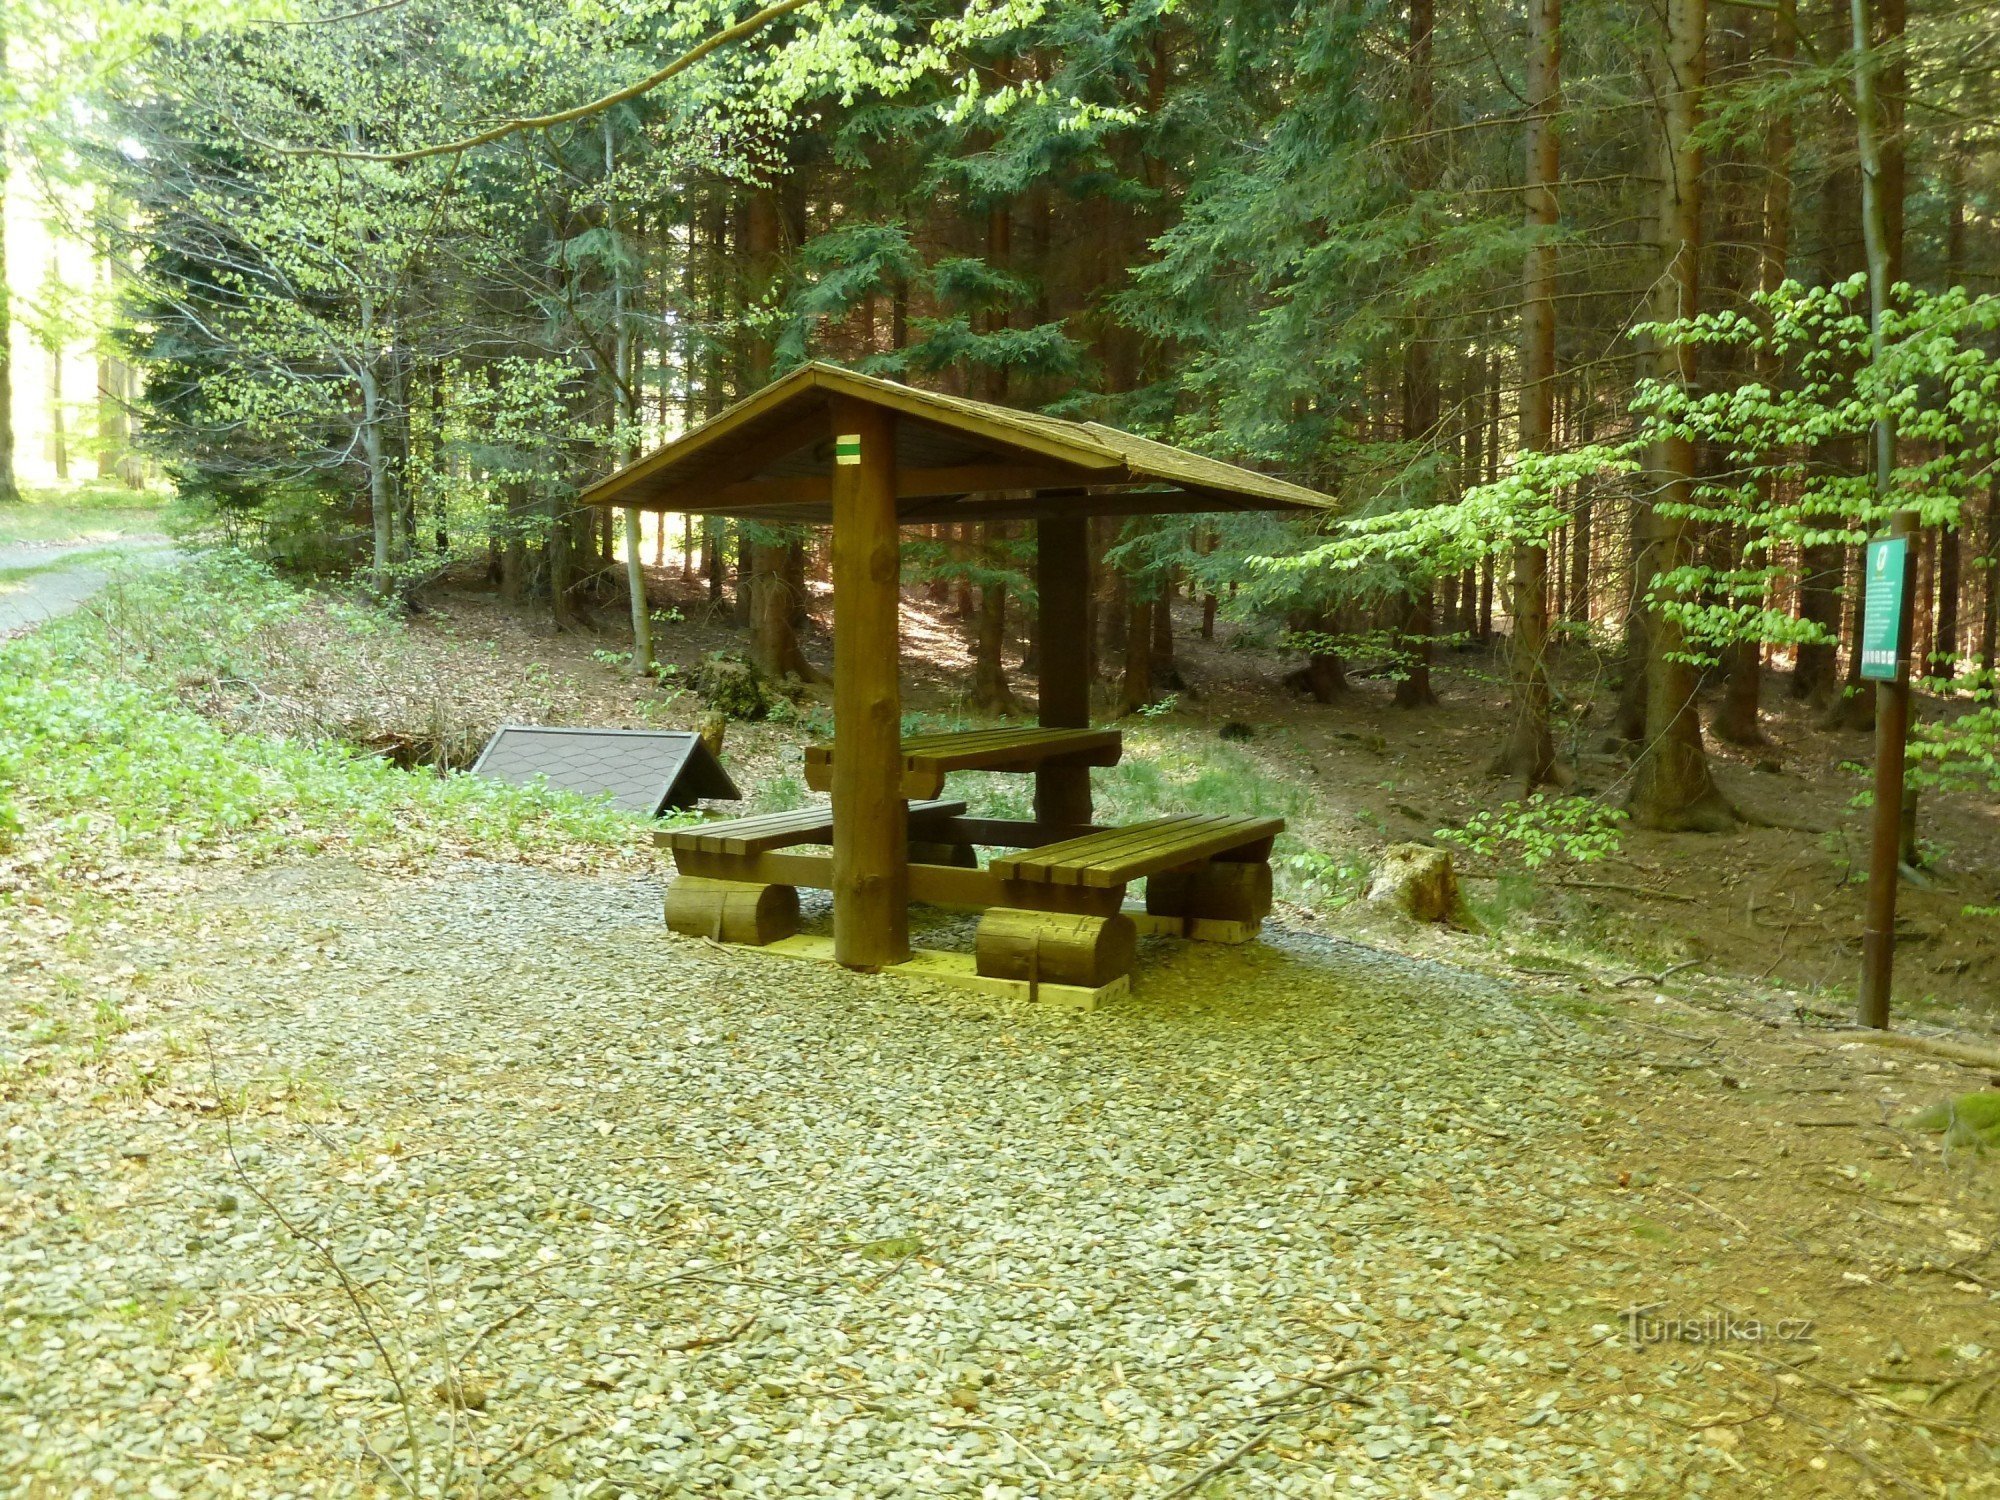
[
  {"x1": 829, "y1": 399, "x2": 910, "y2": 968},
  {"x1": 1035, "y1": 514, "x2": 1094, "y2": 825}
]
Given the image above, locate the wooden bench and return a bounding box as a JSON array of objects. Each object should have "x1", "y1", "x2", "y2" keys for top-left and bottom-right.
[
  {"x1": 659, "y1": 800, "x2": 965, "y2": 945},
  {"x1": 656, "y1": 798, "x2": 966, "y2": 856},
  {"x1": 973, "y1": 813, "x2": 1283, "y2": 984},
  {"x1": 803, "y1": 726, "x2": 1122, "y2": 799},
  {"x1": 988, "y1": 813, "x2": 1282, "y2": 888}
]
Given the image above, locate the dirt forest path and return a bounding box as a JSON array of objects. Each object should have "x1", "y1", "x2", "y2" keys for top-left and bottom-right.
[
  {"x1": 0, "y1": 537, "x2": 174, "y2": 637},
  {"x1": 3, "y1": 859, "x2": 1995, "y2": 1497}
]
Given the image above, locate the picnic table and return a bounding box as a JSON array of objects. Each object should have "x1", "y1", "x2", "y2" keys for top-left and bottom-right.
[
  {"x1": 802, "y1": 725, "x2": 1124, "y2": 799},
  {"x1": 662, "y1": 723, "x2": 1281, "y2": 995},
  {"x1": 578, "y1": 362, "x2": 1331, "y2": 1000}
]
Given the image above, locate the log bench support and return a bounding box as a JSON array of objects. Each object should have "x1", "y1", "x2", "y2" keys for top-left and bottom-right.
[
  {"x1": 1145, "y1": 858, "x2": 1275, "y2": 929},
  {"x1": 665, "y1": 877, "x2": 801, "y2": 945},
  {"x1": 975, "y1": 908, "x2": 1137, "y2": 989}
]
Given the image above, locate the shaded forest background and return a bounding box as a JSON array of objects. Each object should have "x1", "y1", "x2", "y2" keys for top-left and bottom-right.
[{"x1": 6, "y1": 0, "x2": 2000, "y2": 835}]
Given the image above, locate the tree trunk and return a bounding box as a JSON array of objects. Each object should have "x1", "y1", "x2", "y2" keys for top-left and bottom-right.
[
  {"x1": 703, "y1": 519, "x2": 724, "y2": 601},
  {"x1": 1979, "y1": 484, "x2": 1999, "y2": 679},
  {"x1": 1492, "y1": 0, "x2": 1560, "y2": 782},
  {"x1": 1292, "y1": 612, "x2": 1350, "y2": 701},
  {"x1": 1567, "y1": 495, "x2": 1591, "y2": 625},
  {"x1": 1629, "y1": 0, "x2": 1735, "y2": 831},
  {"x1": 1119, "y1": 593, "x2": 1155, "y2": 715},
  {"x1": 733, "y1": 528, "x2": 754, "y2": 626},
  {"x1": 1395, "y1": 587, "x2": 1438, "y2": 708},
  {"x1": 1824, "y1": 0, "x2": 1906, "y2": 731},
  {"x1": 0, "y1": 20, "x2": 18, "y2": 506},
  {"x1": 953, "y1": 525, "x2": 976, "y2": 618},
  {"x1": 741, "y1": 183, "x2": 812, "y2": 669},
  {"x1": 1150, "y1": 573, "x2": 1176, "y2": 681},
  {"x1": 549, "y1": 500, "x2": 576, "y2": 625},
  {"x1": 97, "y1": 244, "x2": 140, "y2": 489},
  {"x1": 624, "y1": 508, "x2": 653, "y2": 675},
  {"x1": 749, "y1": 540, "x2": 817, "y2": 681},
  {"x1": 1394, "y1": 0, "x2": 1441, "y2": 710},
  {"x1": 971, "y1": 568, "x2": 1018, "y2": 715},
  {"x1": 1714, "y1": 0, "x2": 1795, "y2": 747},
  {"x1": 1796, "y1": 155, "x2": 1853, "y2": 700},
  {"x1": 357, "y1": 357, "x2": 394, "y2": 596},
  {"x1": 46, "y1": 333, "x2": 67, "y2": 481},
  {"x1": 1933, "y1": 143, "x2": 1967, "y2": 681}
]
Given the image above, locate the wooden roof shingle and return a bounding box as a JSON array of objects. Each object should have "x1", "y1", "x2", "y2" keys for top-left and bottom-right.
[{"x1": 578, "y1": 362, "x2": 1336, "y2": 523}]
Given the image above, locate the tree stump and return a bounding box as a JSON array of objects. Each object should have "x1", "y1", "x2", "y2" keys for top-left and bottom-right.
[
  {"x1": 975, "y1": 909, "x2": 1136, "y2": 988},
  {"x1": 1365, "y1": 843, "x2": 1466, "y2": 924},
  {"x1": 909, "y1": 841, "x2": 979, "y2": 868},
  {"x1": 1145, "y1": 860, "x2": 1273, "y2": 924},
  {"x1": 665, "y1": 877, "x2": 799, "y2": 945}
]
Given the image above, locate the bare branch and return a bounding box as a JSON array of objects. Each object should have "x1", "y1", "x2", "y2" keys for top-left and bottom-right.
[{"x1": 253, "y1": 0, "x2": 816, "y2": 164}]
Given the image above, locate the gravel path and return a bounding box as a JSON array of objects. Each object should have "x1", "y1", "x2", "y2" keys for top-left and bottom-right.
[
  {"x1": 0, "y1": 538, "x2": 173, "y2": 636},
  {"x1": 3, "y1": 860, "x2": 1733, "y2": 1497}
]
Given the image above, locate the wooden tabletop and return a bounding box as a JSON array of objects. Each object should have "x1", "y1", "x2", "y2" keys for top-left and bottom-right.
[{"x1": 804, "y1": 725, "x2": 1123, "y2": 798}]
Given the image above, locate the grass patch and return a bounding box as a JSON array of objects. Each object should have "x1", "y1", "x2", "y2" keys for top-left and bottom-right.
[
  {"x1": 0, "y1": 552, "x2": 655, "y2": 881},
  {"x1": 0, "y1": 482, "x2": 173, "y2": 548},
  {"x1": 0, "y1": 546, "x2": 132, "y2": 584}
]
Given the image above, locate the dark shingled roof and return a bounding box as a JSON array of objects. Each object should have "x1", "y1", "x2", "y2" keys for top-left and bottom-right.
[{"x1": 469, "y1": 727, "x2": 739, "y2": 815}]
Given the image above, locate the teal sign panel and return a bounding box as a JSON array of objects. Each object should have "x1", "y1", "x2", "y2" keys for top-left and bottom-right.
[{"x1": 1859, "y1": 535, "x2": 1909, "y2": 682}]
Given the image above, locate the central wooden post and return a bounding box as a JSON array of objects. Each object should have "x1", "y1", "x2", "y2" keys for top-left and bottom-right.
[
  {"x1": 1035, "y1": 514, "x2": 1094, "y2": 825},
  {"x1": 829, "y1": 399, "x2": 910, "y2": 968}
]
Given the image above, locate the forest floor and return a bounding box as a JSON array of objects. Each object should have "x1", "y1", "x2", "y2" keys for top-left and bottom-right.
[{"x1": 5, "y1": 557, "x2": 2000, "y2": 1496}]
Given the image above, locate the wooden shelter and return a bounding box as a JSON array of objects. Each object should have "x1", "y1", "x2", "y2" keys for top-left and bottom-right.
[{"x1": 580, "y1": 362, "x2": 1337, "y2": 997}]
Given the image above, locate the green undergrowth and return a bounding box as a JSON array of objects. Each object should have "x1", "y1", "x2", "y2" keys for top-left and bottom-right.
[
  {"x1": 0, "y1": 555, "x2": 653, "y2": 882},
  {"x1": 1909, "y1": 1091, "x2": 2000, "y2": 1151}
]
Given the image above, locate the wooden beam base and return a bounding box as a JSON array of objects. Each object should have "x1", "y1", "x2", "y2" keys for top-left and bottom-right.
[
  {"x1": 755, "y1": 934, "x2": 1127, "y2": 1014},
  {"x1": 1124, "y1": 911, "x2": 1263, "y2": 944}
]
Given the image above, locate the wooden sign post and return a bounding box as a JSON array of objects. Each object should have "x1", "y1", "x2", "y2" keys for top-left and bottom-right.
[{"x1": 1857, "y1": 510, "x2": 1919, "y2": 1029}]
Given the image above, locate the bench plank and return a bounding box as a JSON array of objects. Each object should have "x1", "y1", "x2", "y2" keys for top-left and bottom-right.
[
  {"x1": 989, "y1": 813, "x2": 1284, "y2": 889},
  {"x1": 657, "y1": 798, "x2": 965, "y2": 856},
  {"x1": 1041, "y1": 817, "x2": 1244, "y2": 887}
]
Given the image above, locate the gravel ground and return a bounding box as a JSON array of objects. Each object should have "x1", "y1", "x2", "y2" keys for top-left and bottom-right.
[{"x1": 1, "y1": 860, "x2": 1804, "y2": 1496}]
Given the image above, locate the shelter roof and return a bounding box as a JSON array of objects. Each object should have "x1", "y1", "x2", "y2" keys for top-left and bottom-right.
[{"x1": 577, "y1": 362, "x2": 1336, "y2": 523}]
